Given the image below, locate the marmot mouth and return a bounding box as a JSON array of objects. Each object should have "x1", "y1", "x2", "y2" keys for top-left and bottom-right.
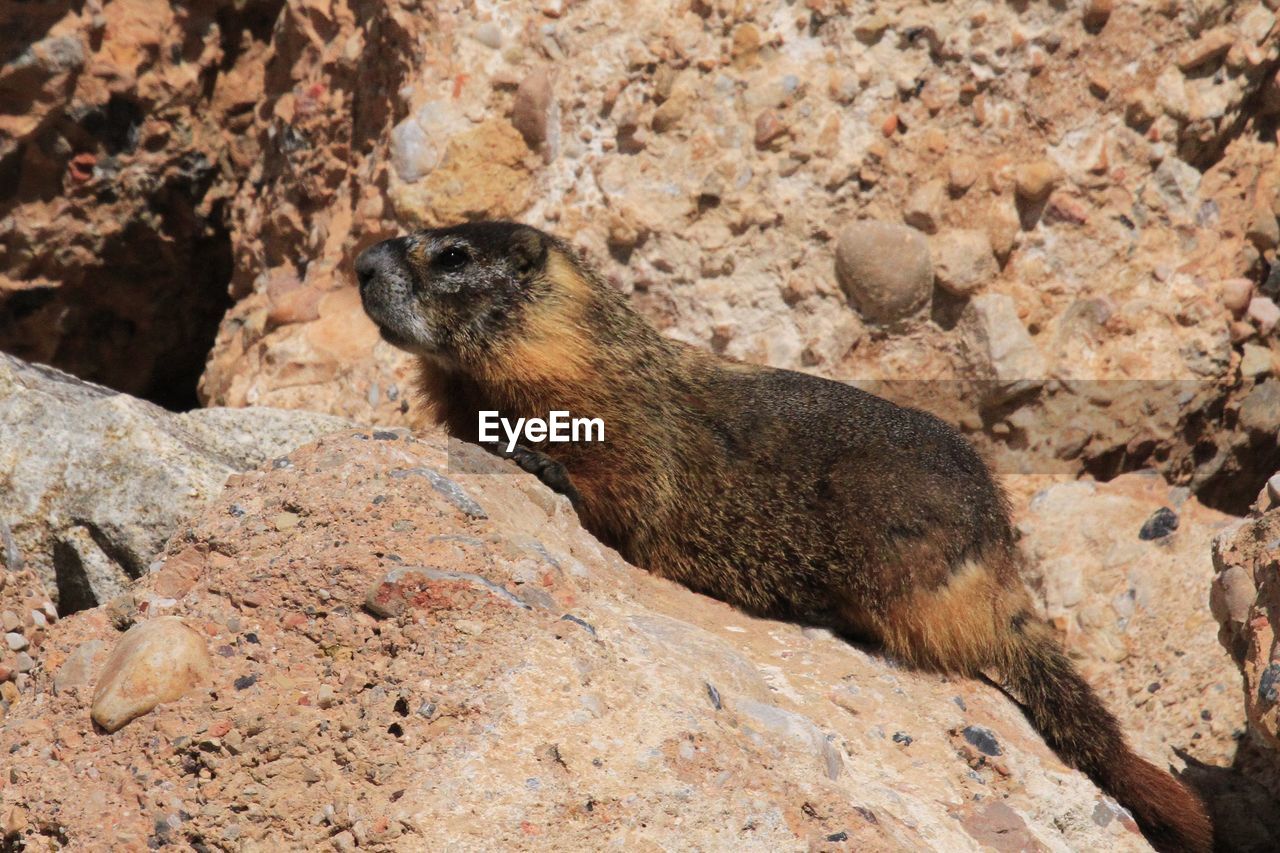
[{"x1": 377, "y1": 325, "x2": 416, "y2": 350}]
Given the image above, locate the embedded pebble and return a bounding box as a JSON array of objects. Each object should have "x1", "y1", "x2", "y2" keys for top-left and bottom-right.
[
  {"x1": 962, "y1": 725, "x2": 1002, "y2": 756},
  {"x1": 1248, "y1": 297, "x2": 1280, "y2": 335},
  {"x1": 512, "y1": 69, "x2": 554, "y2": 149},
  {"x1": 1221, "y1": 278, "x2": 1255, "y2": 314},
  {"x1": 1014, "y1": 160, "x2": 1060, "y2": 201},
  {"x1": 91, "y1": 617, "x2": 213, "y2": 733},
  {"x1": 930, "y1": 229, "x2": 998, "y2": 296},
  {"x1": 835, "y1": 221, "x2": 933, "y2": 324},
  {"x1": 1139, "y1": 507, "x2": 1179, "y2": 541},
  {"x1": 904, "y1": 180, "x2": 946, "y2": 234},
  {"x1": 53, "y1": 639, "x2": 103, "y2": 693}
]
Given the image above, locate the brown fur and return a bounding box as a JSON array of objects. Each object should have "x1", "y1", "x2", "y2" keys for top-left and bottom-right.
[{"x1": 356, "y1": 221, "x2": 1213, "y2": 852}]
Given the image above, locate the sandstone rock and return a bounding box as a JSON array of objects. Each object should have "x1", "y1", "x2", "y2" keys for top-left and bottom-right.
[
  {"x1": 1211, "y1": 504, "x2": 1280, "y2": 802},
  {"x1": 53, "y1": 639, "x2": 103, "y2": 694},
  {"x1": 834, "y1": 221, "x2": 932, "y2": 324},
  {"x1": 1014, "y1": 160, "x2": 1061, "y2": 201},
  {"x1": 904, "y1": 179, "x2": 946, "y2": 234},
  {"x1": 959, "y1": 294, "x2": 1046, "y2": 402},
  {"x1": 0, "y1": 353, "x2": 349, "y2": 612},
  {"x1": 0, "y1": 430, "x2": 1198, "y2": 850},
  {"x1": 91, "y1": 616, "x2": 212, "y2": 733},
  {"x1": 1248, "y1": 297, "x2": 1280, "y2": 335},
  {"x1": 947, "y1": 156, "x2": 980, "y2": 195},
  {"x1": 1239, "y1": 381, "x2": 1280, "y2": 437},
  {"x1": 1222, "y1": 278, "x2": 1256, "y2": 314},
  {"x1": 391, "y1": 119, "x2": 534, "y2": 226},
  {"x1": 512, "y1": 69, "x2": 555, "y2": 149},
  {"x1": 930, "y1": 229, "x2": 998, "y2": 296},
  {"x1": 1241, "y1": 343, "x2": 1275, "y2": 378},
  {"x1": 1083, "y1": 0, "x2": 1113, "y2": 30},
  {"x1": 1247, "y1": 206, "x2": 1280, "y2": 251}
]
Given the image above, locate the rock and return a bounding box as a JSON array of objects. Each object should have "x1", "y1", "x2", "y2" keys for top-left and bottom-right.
[
  {"x1": 91, "y1": 616, "x2": 213, "y2": 733},
  {"x1": 0, "y1": 431, "x2": 1185, "y2": 849},
  {"x1": 1138, "y1": 507, "x2": 1179, "y2": 540},
  {"x1": 511, "y1": 69, "x2": 554, "y2": 149},
  {"x1": 1248, "y1": 297, "x2": 1280, "y2": 335},
  {"x1": 1241, "y1": 344, "x2": 1274, "y2": 378},
  {"x1": 1211, "y1": 504, "x2": 1280, "y2": 801},
  {"x1": 1014, "y1": 161, "x2": 1061, "y2": 202},
  {"x1": 946, "y1": 156, "x2": 980, "y2": 195},
  {"x1": 1222, "y1": 278, "x2": 1256, "y2": 315},
  {"x1": 752, "y1": 110, "x2": 788, "y2": 148},
  {"x1": 834, "y1": 221, "x2": 933, "y2": 324},
  {"x1": 958, "y1": 294, "x2": 1046, "y2": 402},
  {"x1": 1151, "y1": 157, "x2": 1202, "y2": 220},
  {"x1": 389, "y1": 111, "x2": 438, "y2": 183},
  {"x1": 1247, "y1": 206, "x2": 1280, "y2": 252},
  {"x1": 390, "y1": 119, "x2": 534, "y2": 226},
  {"x1": 1083, "y1": 0, "x2": 1113, "y2": 30},
  {"x1": 904, "y1": 179, "x2": 946, "y2": 234},
  {"x1": 0, "y1": 353, "x2": 349, "y2": 612},
  {"x1": 3, "y1": 633, "x2": 27, "y2": 651},
  {"x1": 1239, "y1": 381, "x2": 1280, "y2": 437},
  {"x1": 1018, "y1": 474, "x2": 1241, "y2": 790},
  {"x1": 930, "y1": 229, "x2": 998, "y2": 296},
  {"x1": 1176, "y1": 28, "x2": 1234, "y2": 71},
  {"x1": 53, "y1": 639, "x2": 103, "y2": 694}
]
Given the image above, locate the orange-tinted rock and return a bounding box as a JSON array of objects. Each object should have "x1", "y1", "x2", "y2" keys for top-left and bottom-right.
[{"x1": 90, "y1": 616, "x2": 212, "y2": 733}]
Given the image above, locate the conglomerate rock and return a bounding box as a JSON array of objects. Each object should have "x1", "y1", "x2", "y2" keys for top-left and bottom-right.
[
  {"x1": 0, "y1": 429, "x2": 1237, "y2": 851},
  {"x1": 1211, "y1": 501, "x2": 1280, "y2": 805},
  {"x1": 0, "y1": 352, "x2": 350, "y2": 613},
  {"x1": 2, "y1": 0, "x2": 1279, "y2": 507}
]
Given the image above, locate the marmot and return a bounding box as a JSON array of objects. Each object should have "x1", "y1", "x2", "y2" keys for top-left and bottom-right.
[{"x1": 355, "y1": 221, "x2": 1212, "y2": 852}]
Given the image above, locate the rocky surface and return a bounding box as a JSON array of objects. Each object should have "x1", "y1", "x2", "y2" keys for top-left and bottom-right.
[
  {"x1": 0, "y1": 429, "x2": 1257, "y2": 852},
  {"x1": 1211, "y1": 500, "x2": 1280, "y2": 806},
  {"x1": 1016, "y1": 473, "x2": 1241, "y2": 772},
  {"x1": 0, "y1": 352, "x2": 350, "y2": 614},
  {"x1": 2, "y1": 0, "x2": 1279, "y2": 507}
]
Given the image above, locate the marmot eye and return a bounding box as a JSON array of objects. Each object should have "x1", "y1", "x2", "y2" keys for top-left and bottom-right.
[{"x1": 436, "y1": 246, "x2": 470, "y2": 269}]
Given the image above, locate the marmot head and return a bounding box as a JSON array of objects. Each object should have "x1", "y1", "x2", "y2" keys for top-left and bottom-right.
[{"x1": 356, "y1": 221, "x2": 578, "y2": 372}]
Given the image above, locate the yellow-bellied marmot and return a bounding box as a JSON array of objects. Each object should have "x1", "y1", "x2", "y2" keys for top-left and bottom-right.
[{"x1": 355, "y1": 221, "x2": 1212, "y2": 853}]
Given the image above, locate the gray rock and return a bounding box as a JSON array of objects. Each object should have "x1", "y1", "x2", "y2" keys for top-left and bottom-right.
[
  {"x1": 930, "y1": 229, "x2": 998, "y2": 296},
  {"x1": 835, "y1": 221, "x2": 933, "y2": 324},
  {"x1": 1239, "y1": 381, "x2": 1280, "y2": 438},
  {"x1": 1151, "y1": 156, "x2": 1202, "y2": 220},
  {"x1": 0, "y1": 353, "x2": 350, "y2": 612},
  {"x1": 958, "y1": 294, "x2": 1047, "y2": 403}
]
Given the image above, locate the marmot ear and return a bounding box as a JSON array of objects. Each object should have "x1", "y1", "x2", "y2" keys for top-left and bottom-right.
[{"x1": 511, "y1": 227, "x2": 548, "y2": 278}]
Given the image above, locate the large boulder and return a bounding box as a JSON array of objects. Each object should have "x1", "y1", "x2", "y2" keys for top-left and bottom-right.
[
  {"x1": 0, "y1": 430, "x2": 1193, "y2": 851},
  {"x1": 0, "y1": 353, "x2": 349, "y2": 612}
]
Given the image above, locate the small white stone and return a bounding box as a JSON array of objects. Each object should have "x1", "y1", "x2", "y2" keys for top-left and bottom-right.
[{"x1": 5, "y1": 632, "x2": 28, "y2": 651}]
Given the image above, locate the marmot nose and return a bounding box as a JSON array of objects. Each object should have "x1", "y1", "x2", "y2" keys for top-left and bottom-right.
[{"x1": 355, "y1": 240, "x2": 399, "y2": 294}]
